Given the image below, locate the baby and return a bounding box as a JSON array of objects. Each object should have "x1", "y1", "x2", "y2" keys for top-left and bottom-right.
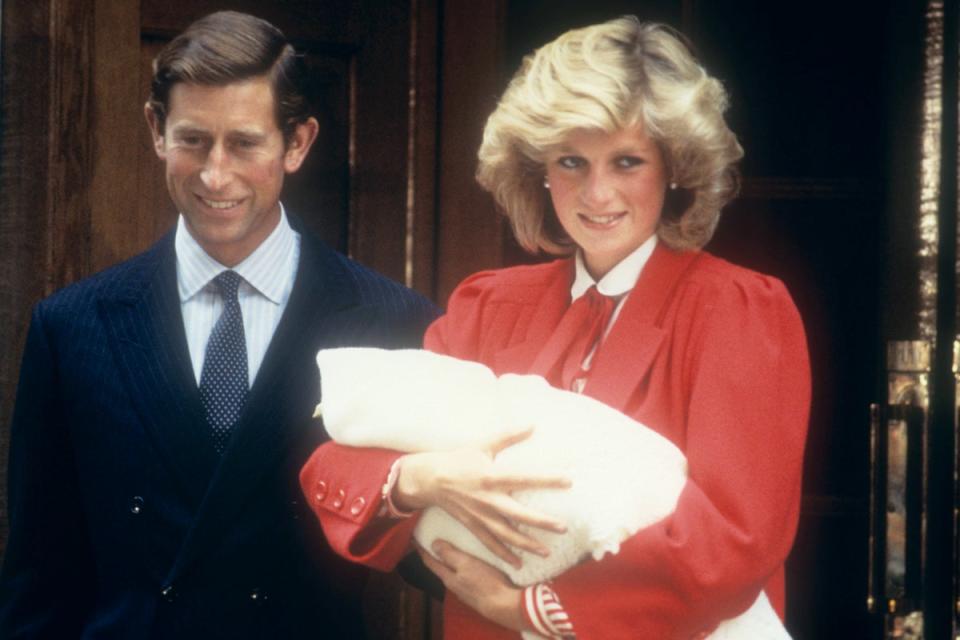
[{"x1": 315, "y1": 347, "x2": 790, "y2": 640}]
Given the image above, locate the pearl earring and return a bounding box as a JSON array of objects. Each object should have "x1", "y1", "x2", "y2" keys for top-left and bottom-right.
[{"x1": 669, "y1": 181, "x2": 678, "y2": 190}]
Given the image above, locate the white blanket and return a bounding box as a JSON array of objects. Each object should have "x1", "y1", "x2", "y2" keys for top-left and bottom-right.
[{"x1": 315, "y1": 347, "x2": 790, "y2": 639}]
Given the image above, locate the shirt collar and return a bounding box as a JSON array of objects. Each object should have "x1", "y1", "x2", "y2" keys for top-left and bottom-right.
[
  {"x1": 571, "y1": 234, "x2": 658, "y2": 301},
  {"x1": 175, "y1": 204, "x2": 298, "y2": 304}
]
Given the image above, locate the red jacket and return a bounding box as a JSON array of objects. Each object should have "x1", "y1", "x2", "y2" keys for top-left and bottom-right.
[{"x1": 300, "y1": 245, "x2": 811, "y2": 639}]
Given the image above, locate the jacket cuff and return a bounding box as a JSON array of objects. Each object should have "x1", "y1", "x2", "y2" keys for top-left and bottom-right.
[
  {"x1": 300, "y1": 443, "x2": 417, "y2": 571},
  {"x1": 524, "y1": 583, "x2": 576, "y2": 639}
]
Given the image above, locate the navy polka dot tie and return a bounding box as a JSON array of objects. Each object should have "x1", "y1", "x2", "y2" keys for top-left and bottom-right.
[{"x1": 199, "y1": 270, "x2": 249, "y2": 454}]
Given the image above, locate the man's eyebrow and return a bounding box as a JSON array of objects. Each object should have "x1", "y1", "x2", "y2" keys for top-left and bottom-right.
[
  {"x1": 229, "y1": 129, "x2": 268, "y2": 140},
  {"x1": 167, "y1": 125, "x2": 268, "y2": 140},
  {"x1": 169, "y1": 124, "x2": 208, "y2": 137}
]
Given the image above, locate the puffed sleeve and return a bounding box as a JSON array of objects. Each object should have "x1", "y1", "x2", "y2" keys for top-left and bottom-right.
[
  {"x1": 423, "y1": 270, "x2": 499, "y2": 359},
  {"x1": 549, "y1": 273, "x2": 810, "y2": 639}
]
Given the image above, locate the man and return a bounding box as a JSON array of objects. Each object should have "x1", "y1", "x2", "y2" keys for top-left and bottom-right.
[{"x1": 0, "y1": 11, "x2": 437, "y2": 638}]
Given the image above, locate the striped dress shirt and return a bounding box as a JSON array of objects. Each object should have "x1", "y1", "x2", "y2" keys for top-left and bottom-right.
[{"x1": 175, "y1": 207, "x2": 300, "y2": 387}]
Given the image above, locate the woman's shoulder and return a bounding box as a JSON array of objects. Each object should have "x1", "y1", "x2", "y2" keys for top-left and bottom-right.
[
  {"x1": 659, "y1": 250, "x2": 804, "y2": 336},
  {"x1": 425, "y1": 258, "x2": 572, "y2": 359},
  {"x1": 682, "y1": 251, "x2": 795, "y2": 306},
  {"x1": 448, "y1": 258, "x2": 571, "y2": 306}
]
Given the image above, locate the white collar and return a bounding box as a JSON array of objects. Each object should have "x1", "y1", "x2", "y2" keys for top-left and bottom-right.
[
  {"x1": 570, "y1": 234, "x2": 658, "y2": 301},
  {"x1": 175, "y1": 204, "x2": 297, "y2": 304}
]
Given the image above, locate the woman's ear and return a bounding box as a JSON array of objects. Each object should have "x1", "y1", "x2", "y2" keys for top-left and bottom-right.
[{"x1": 661, "y1": 184, "x2": 693, "y2": 221}]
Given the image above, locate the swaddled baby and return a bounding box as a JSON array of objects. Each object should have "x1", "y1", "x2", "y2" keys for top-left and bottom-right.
[{"x1": 315, "y1": 347, "x2": 790, "y2": 640}]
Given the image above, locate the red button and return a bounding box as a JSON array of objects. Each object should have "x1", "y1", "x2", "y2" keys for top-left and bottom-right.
[
  {"x1": 332, "y1": 489, "x2": 346, "y2": 509},
  {"x1": 314, "y1": 480, "x2": 328, "y2": 503},
  {"x1": 350, "y1": 497, "x2": 366, "y2": 516}
]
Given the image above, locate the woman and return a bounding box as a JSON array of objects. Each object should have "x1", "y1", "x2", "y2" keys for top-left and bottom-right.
[{"x1": 300, "y1": 16, "x2": 810, "y2": 639}]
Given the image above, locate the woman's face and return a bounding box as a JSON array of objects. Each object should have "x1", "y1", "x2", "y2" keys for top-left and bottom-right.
[{"x1": 545, "y1": 124, "x2": 668, "y2": 279}]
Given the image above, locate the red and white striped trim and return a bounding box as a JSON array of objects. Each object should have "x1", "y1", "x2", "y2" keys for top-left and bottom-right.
[{"x1": 524, "y1": 583, "x2": 576, "y2": 639}]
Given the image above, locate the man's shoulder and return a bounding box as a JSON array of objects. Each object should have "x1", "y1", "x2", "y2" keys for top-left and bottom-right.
[
  {"x1": 298, "y1": 232, "x2": 437, "y2": 318},
  {"x1": 37, "y1": 234, "x2": 171, "y2": 319},
  {"x1": 330, "y1": 251, "x2": 422, "y2": 305},
  {"x1": 293, "y1": 234, "x2": 439, "y2": 348}
]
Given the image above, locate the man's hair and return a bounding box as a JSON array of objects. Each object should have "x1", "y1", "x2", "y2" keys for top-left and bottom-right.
[
  {"x1": 147, "y1": 11, "x2": 312, "y2": 143},
  {"x1": 477, "y1": 16, "x2": 744, "y2": 253}
]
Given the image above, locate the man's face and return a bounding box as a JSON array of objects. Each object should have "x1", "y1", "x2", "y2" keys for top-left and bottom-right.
[{"x1": 146, "y1": 76, "x2": 317, "y2": 266}]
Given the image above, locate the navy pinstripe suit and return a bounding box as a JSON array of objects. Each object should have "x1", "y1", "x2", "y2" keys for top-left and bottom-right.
[{"x1": 0, "y1": 221, "x2": 438, "y2": 638}]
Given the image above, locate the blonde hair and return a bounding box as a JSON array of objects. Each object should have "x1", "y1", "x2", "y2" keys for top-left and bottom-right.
[{"x1": 477, "y1": 16, "x2": 743, "y2": 253}]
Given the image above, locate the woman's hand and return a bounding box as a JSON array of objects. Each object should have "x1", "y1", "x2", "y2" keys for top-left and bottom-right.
[
  {"x1": 418, "y1": 539, "x2": 530, "y2": 633},
  {"x1": 393, "y1": 428, "x2": 570, "y2": 567}
]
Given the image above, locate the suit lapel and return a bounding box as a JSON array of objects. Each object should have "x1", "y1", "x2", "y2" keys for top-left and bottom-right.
[
  {"x1": 585, "y1": 245, "x2": 702, "y2": 410},
  {"x1": 98, "y1": 233, "x2": 218, "y2": 508},
  {"x1": 492, "y1": 262, "x2": 573, "y2": 375}
]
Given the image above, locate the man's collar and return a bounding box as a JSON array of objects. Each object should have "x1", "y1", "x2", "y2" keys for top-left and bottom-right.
[
  {"x1": 571, "y1": 234, "x2": 658, "y2": 301},
  {"x1": 175, "y1": 204, "x2": 298, "y2": 304}
]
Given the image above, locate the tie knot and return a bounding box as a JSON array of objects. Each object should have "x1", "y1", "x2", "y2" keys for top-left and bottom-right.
[
  {"x1": 584, "y1": 285, "x2": 614, "y2": 310},
  {"x1": 212, "y1": 270, "x2": 243, "y2": 301}
]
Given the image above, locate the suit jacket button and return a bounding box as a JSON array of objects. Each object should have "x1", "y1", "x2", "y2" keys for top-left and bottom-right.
[
  {"x1": 332, "y1": 489, "x2": 346, "y2": 509},
  {"x1": 349, "y1": 497, "x2": 366, "y2": 516},
  {"x1": 161, "y1": 585, "x2": 177, "y2": 603},
  {"x1": 130, "y1": 496, "x2": 144, "y2": 515},
  {"x1": 314, "y1": 480, "x2": 328, "y2": 503}
]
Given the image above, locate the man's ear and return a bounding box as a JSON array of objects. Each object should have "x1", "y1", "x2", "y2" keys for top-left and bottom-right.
[
  {"x1": 283, "y1": 117, "x2": 320, "y2": 174},
  {"x1": 144, "y1": 103, "x2": 167, "y2": 159}
]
